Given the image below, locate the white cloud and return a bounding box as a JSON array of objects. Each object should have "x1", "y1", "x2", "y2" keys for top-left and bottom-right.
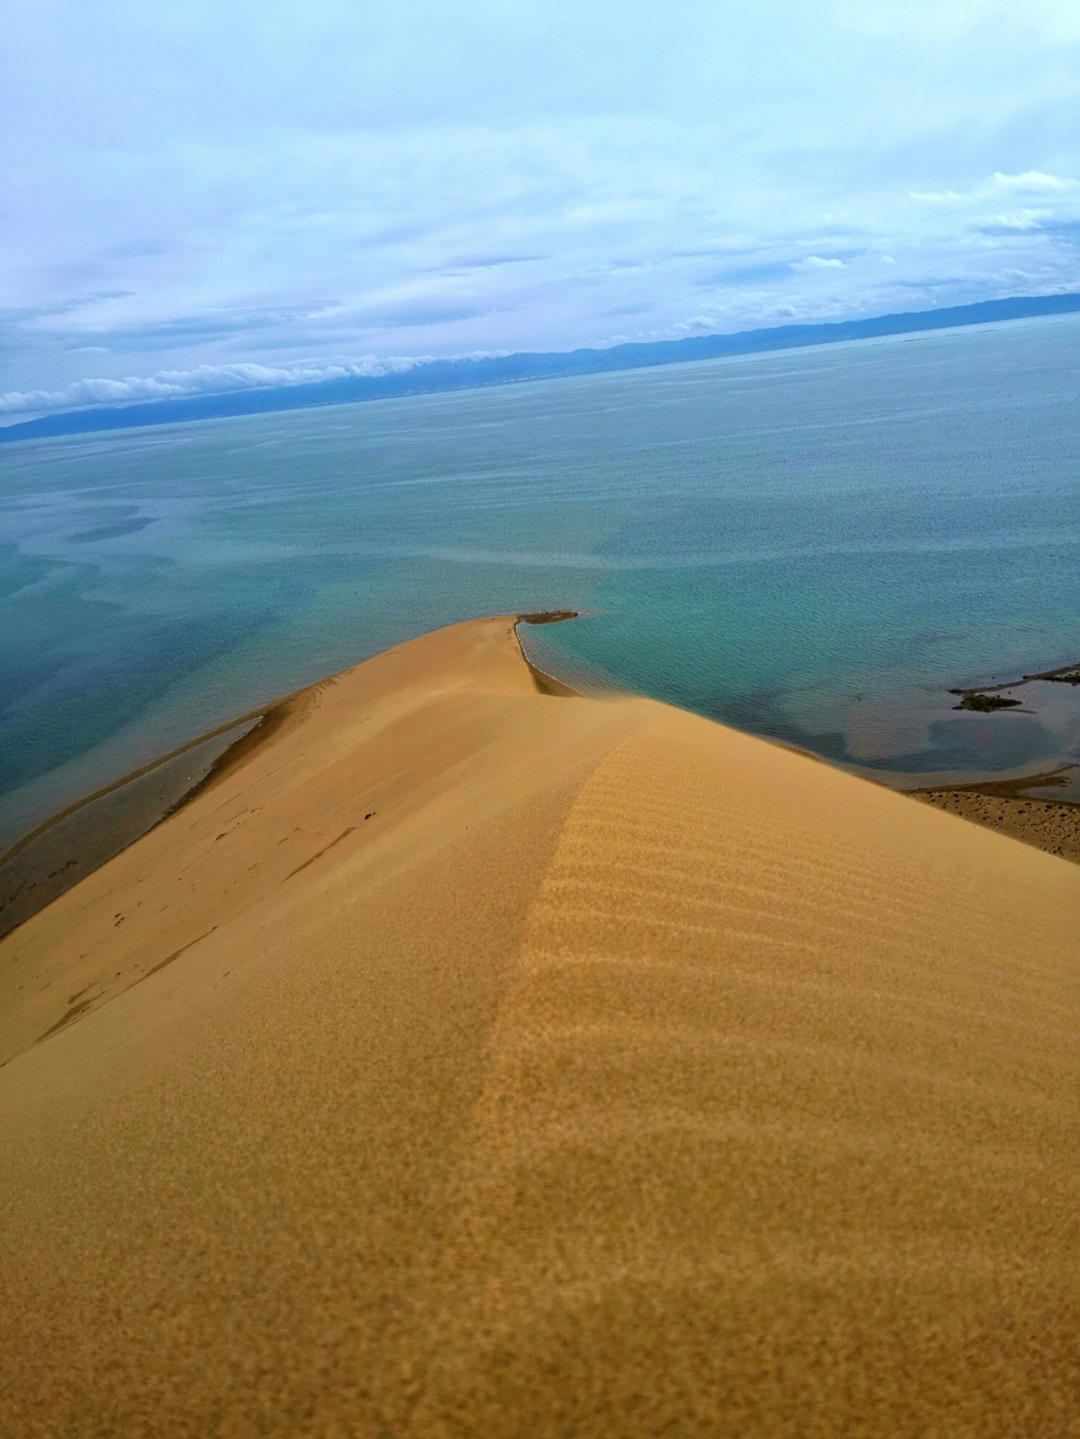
[
  {"x1": 908, "y1": 189, "x2": 965, "y2": 205},
  {"x1": 912, "y1": 171, "x2": 1079, "y2": 207},
  {"x1": 992, "y1": 170, "x2": 1077, "y2": 192},
  {"x1": 792, "y1": 256, "x2": 846, "y2": 271},
  {"x1": 0, "y1": 356, "x2": 428, "y2": 418}
]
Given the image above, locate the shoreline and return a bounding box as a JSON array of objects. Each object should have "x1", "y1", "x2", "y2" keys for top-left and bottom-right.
[
  {"x1": 5, "y1": 617, "x2": 1080, "y2": 941},
  {"x1": 0, "y1": 717, "x2": 264, "y2": 942},
  {"x1": 904, "y1": 763, "x2": 1080, "y2": 865}
]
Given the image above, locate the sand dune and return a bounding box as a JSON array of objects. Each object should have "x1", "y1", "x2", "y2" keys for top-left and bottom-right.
[{"x1": 3, "y1": 616, "x2": 1080, "y2": 1436}]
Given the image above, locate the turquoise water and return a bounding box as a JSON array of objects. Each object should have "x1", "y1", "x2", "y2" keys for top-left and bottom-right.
[{"x1": 3, "y1": 313, "x2": 1080, "y2": 845}]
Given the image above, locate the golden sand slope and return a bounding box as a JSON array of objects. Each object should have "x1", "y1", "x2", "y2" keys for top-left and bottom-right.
[{"x1": 3, "y1": 616, "x2": 1080, "y2": 1437}]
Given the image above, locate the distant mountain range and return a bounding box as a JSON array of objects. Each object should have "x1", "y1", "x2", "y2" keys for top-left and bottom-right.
[{"x1": 4, "y1": 291, "x2": 1079, "y2": 442}]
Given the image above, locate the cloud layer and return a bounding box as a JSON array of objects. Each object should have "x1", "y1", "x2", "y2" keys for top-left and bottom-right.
[
  {"x1": 3, "y1": 2, "x2": 1079, "y2": 417},
  {"x1": 0, "y1": 356, "x2": 432, "y2": 418}
]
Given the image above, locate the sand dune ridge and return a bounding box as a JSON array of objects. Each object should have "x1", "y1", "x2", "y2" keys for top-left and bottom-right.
[{"x1": 2, "y1": 616, "x2": 1079, "y2": 1435}]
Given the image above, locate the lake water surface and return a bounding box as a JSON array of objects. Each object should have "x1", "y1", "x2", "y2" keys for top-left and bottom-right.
[{"x1": 3, "y1": 312, "x2": 1079, "y2": 845}]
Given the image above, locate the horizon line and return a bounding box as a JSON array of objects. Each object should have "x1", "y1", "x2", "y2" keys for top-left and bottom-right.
[{"x1": 3, "y1": 290, "x2": 1079, "y2": 443}]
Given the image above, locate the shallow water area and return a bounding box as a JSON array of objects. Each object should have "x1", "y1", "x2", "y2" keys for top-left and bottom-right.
[{"x1": 3, "y1": 311, "x2": 1080, "y2": 844}]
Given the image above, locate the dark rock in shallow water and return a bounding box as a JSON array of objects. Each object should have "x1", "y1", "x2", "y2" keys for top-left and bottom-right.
[{"x1": 950, "y1": 691, "x2": 1022, "y2": 712}]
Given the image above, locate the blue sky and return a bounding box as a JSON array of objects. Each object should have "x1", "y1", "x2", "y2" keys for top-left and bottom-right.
[{"x1": 3, "y1": 1, "x2": 1079, "y2": 420}]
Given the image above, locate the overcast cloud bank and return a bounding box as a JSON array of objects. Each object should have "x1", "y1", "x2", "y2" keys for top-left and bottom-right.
[
  {"x1": 0, "y1": 357, "x2": 428, "y2": 419},
  {"x1": 3, "y1": 2, "x2": 1078, "y2": 411}
]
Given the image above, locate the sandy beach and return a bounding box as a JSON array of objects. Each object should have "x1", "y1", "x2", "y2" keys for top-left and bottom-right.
[{"x1": 4, "y1": 614, "x2": 1080, "y2": 1436}]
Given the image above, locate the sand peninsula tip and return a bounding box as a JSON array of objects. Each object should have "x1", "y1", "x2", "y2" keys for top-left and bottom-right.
[{"x1": 0, "y1": 611, "x2": 581, "y2": 940}]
